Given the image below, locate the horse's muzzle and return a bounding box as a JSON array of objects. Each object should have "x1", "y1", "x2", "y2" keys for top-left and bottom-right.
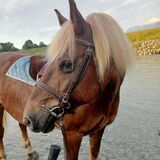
[
  {"x1": 23, "y1": 114, "x2": 56, "y2": 133},
  {"x1": 23, "y1": 116, "x2": 40, "y2": 133},
  {"x1": 41, "y1": 115, "x2": 56, "y2": 133}
]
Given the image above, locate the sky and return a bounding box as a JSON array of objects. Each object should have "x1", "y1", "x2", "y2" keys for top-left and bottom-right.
[{"x1": 0, "y1": 0, "x2": 160, "y2": 48}]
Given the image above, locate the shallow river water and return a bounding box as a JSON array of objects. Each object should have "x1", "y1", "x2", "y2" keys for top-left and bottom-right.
[{"x1": 3, "y1": 55, "x2": 160, "y2": 160}]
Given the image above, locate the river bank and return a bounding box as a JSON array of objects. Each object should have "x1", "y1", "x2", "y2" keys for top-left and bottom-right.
[{"x1": 132, "y1": 39, "x2": 160, "y2": 55}]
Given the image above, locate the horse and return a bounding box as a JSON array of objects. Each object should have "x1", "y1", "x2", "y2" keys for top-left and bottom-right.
[
  {"x1": 0, "y1": 0, "x2": 131, "y2": 159},
  {"x1": 0, "y1": 52, "x2": 47, "y2": 160},
  {"x1": 23, "y1": 0, "x2": 132, "y2": 159}
]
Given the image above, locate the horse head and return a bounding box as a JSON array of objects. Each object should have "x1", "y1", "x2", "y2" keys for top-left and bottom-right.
[
  {"x1": 23, "y1": 0, "x2": 131, "y2": 134},
  {"x1": 23, "y1": 0, "x2": 100, "y2": 133}
]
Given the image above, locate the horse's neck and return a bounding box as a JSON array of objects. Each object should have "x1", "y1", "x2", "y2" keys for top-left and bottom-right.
[
  {"x1": 90, "y1": 64, "x2": 124, "y2": 108},
  {"x1": 29, "y1": 55, "x2": 48, "y2": 80}
]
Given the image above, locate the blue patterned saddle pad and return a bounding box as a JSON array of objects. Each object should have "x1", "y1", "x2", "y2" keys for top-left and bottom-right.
[{"x1": 6, "y1": 56, "x2": 36, "y2": 86}]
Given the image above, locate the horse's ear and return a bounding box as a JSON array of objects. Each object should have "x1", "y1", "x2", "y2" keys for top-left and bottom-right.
[
  {"x1": 54, "y1": 9, "x2": 67, "y2": 26},
  {"x1": 69, "y1": 0, "x2": 87, "y2": 35}
]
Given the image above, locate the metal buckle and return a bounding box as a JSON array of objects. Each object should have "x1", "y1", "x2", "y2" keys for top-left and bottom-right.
[
  {"x1": 65, "y1": 102, "x2": 71, "y2": 109},
  {"x1": 85, "y1": 47, "x2": 93, "y2": 57},
  {"x1": 48, "y1": 106, "x2": 65, "y2": 118},
  {"x1": 62, "y1": 95, "x2": 68, "y2": 104},
  {"x1": 62, "y1": 95, "x2": 71, "y2": 109}
]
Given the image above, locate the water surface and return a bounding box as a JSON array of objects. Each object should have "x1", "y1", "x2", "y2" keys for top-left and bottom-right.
[{"x1": 4, "y1": 55, "x2": 160, "y2": 160}]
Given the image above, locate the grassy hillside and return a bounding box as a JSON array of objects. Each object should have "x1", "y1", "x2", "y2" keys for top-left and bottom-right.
[
  {"x1": 127, "y1": 28, "x2": 160, "y2": 43},
  {"x1": 23, "y1": 28, "x2": 160, "y2": 56},
  {"x1": 127, "y1": 28, "x2": 160, "y2": 55},
  {"x1": 23, "y1": 46, "x2": 47, "y2": 55}
]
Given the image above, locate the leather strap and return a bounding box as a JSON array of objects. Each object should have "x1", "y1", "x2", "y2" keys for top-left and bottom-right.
[
  {"x1": 37, "y1": 80, "x2": 62, "y2": 100},
  {"x1": 75, "y1": 38, "x2": 94, "y2": 48},
  {"x1": 36, "y1": 45, "x2": 93, "y2": 106},
  {"x1": 63, "y1": 47, "x2": 93, "y2": 100}
]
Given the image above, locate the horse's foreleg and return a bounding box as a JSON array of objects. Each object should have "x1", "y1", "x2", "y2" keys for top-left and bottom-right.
[
  {"x1": 65, "y1": 132, "x2": 83, "y2": 160},
  {"x1": 89, "y1": 127, "x2": 105, "y2": 160},
  {"x1": 19, "y1": 123, "x2": 39, "y2": 160},
  {"x1": 0, "y1": 106, "x2": 6, "y2": 160}
]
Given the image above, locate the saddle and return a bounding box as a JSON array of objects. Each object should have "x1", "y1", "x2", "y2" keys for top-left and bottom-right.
[{"x1": 6, "y1": 55, "x2": 48, "y2": 86}]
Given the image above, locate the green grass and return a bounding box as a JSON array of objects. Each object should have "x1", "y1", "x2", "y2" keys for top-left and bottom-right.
[
  {"x1": 126, "y1": 28, "x2": 160, "y2": 43},
  {"x1": 22, "y1": 28, "x2": 160, "y2": 55},
  {"x1": 23, "y1": 47, "x2": 47, "y2": 55}
]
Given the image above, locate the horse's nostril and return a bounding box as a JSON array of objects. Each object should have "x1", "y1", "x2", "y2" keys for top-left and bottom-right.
[
  {"x1": 23, "y1": 117, "x2": 32, "y2": 127},
  {"x1": 23, "y1": 116, "x2": 40, "y2": 132}
]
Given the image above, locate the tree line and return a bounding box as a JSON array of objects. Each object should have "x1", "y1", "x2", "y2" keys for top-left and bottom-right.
[{"x1": 0, "y1": 40, "x2": 47, "y2": 53}]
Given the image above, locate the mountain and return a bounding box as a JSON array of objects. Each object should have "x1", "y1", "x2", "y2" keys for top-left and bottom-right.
[{"x1": 127, "y1": 21, "x2": 160, "y2": 32}]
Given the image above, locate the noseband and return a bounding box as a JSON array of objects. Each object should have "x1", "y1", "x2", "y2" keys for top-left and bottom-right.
[{"x1": 36, "y1": 38, "x2": 95, "y2": 118}]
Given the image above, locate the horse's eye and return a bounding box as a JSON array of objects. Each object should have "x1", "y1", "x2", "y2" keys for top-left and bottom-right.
[{"x1": 59, "y1": 60, "x2": 74, "y2": 73}]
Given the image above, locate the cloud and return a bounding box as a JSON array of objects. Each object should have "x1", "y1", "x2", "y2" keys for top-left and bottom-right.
[
  {"x1": 0, "y1": 0, "x2": 160, "y2": 47},
  {"x1": 95, "y1": 0, "x2": 108, "y2": 2},
  {"x1": 0, "y1": 0, "x2": 19, "y2": 11},
  {"x1": 123, "y1": 0, "x2": 139, "y2": 5},
  {"x1": 146, "y1": 17, "x2": 160, "y2": 24}
]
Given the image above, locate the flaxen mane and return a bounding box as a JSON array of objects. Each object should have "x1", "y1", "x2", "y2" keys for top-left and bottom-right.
[
  {"x1": 48, "y1": 21, "x2": 75, "y2": 61},
  {"x1": 48, "y1": 12, "x2": 132, "y2": 79}
]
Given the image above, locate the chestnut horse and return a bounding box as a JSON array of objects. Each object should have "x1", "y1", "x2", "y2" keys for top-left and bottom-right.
[
  {"x1": 0, "y1": 52, "x2": 47, "y2": 160},
  {"x1": 0, "y1": 0, "x2": 131, "y2": 159},
  {"x1": 23, "y1": 0, "x2": 131, "y2": 159}
]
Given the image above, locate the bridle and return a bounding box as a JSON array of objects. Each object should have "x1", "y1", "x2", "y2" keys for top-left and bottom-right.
[
  {"x1": 36, "y1": 37, "x2": 96, "y2": 119},
  {"x1": 36, "y1": 31, "x2": 100, "y2": 156}
]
